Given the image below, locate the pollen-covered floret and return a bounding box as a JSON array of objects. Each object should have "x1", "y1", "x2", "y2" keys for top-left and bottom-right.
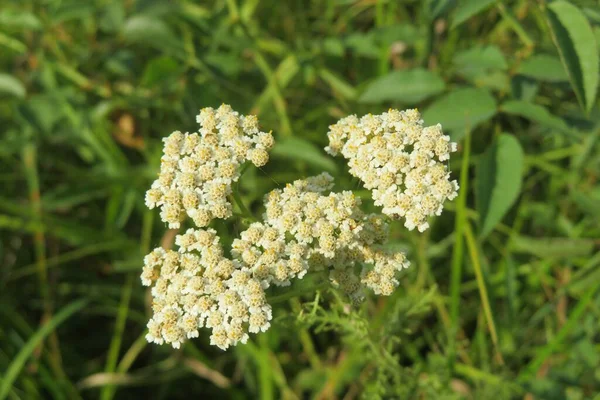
[
  {"x1": 325, "y1": 109, "x2": 458, "y2": 232},
  {"x1": 145, "y1": 104, "x2": 275, "y2": 228}
]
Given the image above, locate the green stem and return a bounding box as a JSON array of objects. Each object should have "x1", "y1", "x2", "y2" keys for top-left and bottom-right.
[
  {"x1": 496, "y1": 3, "x2": 534, "y2": 48},
  {"x1": 231, "y1": 188, "x2": 257, "y2": 222},
  {"x1": 268, "y1": 281, "x2": 329, "y2": 305},
  {"x1": 268, "y1": 272, "x2": 329, "y2": 304},
  {"x1": 449, "y1": 130, "x2": 471, "y2": 368},
  {"x1": 464, "y1": 222, "x2": 503, "y2": 364}
]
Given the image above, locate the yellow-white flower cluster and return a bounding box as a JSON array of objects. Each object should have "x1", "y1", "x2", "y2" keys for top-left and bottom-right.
[
  {"x1": 145, "y1": 104, "x2": 274, "y2": 229},
  {"x1": 142, "y1": 175, "x2": 410, "y2": 349},
  {"x1": 141, "y1": 105, "x2": 456, "y2": 351},
  {"x1": 142, "y1": 229, "x2": 272, "y2": 350},
  {"x1": 258, "y1": 173, "x2": 410, "y2": 301},
  {"x1": 325, "y1": 109, "x2": 459, "y2": 232}
]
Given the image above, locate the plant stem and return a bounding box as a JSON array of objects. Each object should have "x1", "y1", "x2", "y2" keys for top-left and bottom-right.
[{"x1": 449, "y1": 129, "x2": 471, "y2": 368}]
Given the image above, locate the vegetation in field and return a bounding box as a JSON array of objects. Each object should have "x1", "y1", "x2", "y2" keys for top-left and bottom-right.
[{"x1": 1, "y1": 0, "x2": 600, "y2": 399}]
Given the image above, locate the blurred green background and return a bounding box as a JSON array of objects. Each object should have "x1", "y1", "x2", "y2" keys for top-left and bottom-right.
[{"x1": 1, "y1": 0, "x2": 600, "y2": 399}]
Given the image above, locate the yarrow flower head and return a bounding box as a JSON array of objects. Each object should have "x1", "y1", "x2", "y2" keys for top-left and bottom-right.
[
  {"x1": 142, "y1": 174, "x2": 410, "y2": 349},
  {"x1": 259, "y1": 173, "x2": 410, "y2": 301},
  {"x1": 145, "y1": 104, "x2": 274, "y2": 229},
  {"x1": 141, "y1": 105, "x2": 455, "y2": 351},
  {"x1": 325, "y1": 109, "x2": 459, "y2": 232},
  {"x1": 142, "y1": 229, "x2": 272, "y2": 350}
]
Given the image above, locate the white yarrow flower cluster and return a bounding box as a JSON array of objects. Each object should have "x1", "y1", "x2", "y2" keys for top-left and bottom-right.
[
  {"x1": 325, "y1": 109, "x2": 459, "y2": 232},
  {"x1": 232, "y1": 222, "x2": 310, "y2": 288},
  {"x1": 142, "y1": 105, "x2": 456, "y2": 350},
  {"x1": 145, "y1": 104, "x2": 274, "y2": 229},
  {"x1": 260, "y1": 173, "x2": 410, "y2": 301},
  {"x1": 142, "y1": 229, "x2": 272, "y2": 350}
]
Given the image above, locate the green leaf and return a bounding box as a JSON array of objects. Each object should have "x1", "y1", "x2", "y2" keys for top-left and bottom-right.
[
  {"x1": 572, "y1": 190, "x2": 600, "y2": 219},
  {"x1": 319, "y1": 68, "x2": 357, "y2": 100},
  {"x1": 17, "y1": 95, "x2": 64, "y2": 134},
  {"x1": 471, "y1": 70, "x2": 510, "y2": 92},
  {"x1": 429, "y1": 0, "x2": 455, "y2": 19},
  {"x1": 372, "y1": 25, "x2": 419, "y2": 47},
  {"x1": 141, "y1": 56, "x2": 181, "y2": 87},
  {"x1": 271, "y1": 137, "x2": 338, "y2": 173},
  {"x1": 512, "y1": 236, "x2": 595, "y2": 259},
  {"x1": 517, "y1": 54, "x2": 569, "y2": 82},
  {"x1": 122, "y1": 15, "x2": 184, "y2": 55},
  {"x1": 511, "y1": 76, "x2": 539, "y2": 102},
  {"x1": 453, "y1": 45, "x2": 508, "y2": 77},
  {"x1": 345, "y1": 33, "x2": 379, "y2": 58},
  {"x1": 53, "y1": 2, "x2": 95, "y2": 23},
  {"x1": 0, "y1": 10, "x2": 42, "y2": 30},
  {"x1": 322, "y1": 37, "x2": 344, "y2": 57},
  {"x1": 501, "y1": 100, "x2": 569, "y2": 132},
  {"x1": 422, "y1": 87, "x2": 497, "y2": 140},
  {"x1": 476, "y1": 134, "x2": 524, "y2": 238},
  {"x1": 99, "y1": 2, "x2": 125, "y2": 33},
  {"x1": 547, "y1": 1, "x2": 599, "y2": 112},
  {"x1": 0, "y1": 299, "x2": 89, "y2": 400},
  {"x1": 452, "y1": 0, "x2": 497, "y2": 28},
  {"x1": 359, "y1": 69, "x2": 445, "y2": 104},
  {"x1": 0, "y1": 74, "x2": 25, "y2": 98}
]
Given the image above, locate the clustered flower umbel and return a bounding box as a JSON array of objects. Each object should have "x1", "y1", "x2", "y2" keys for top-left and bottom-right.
[
  {"x1": 142, "y1": 230, "x2": 272, "y2": 350},
  {"x1": 145, "y1": 104, "x2": 274, "y2": 229},
  {"x1": 142, "y1": 105, "x2": 458, "y2": 350},
  {"x1": 257, "y1": 173, "x2": 409, "y2": 299},
  {"x1": 325, "y1": 109, "x2": 459, "y2": 232},
  {"x1": 142, "y1": 174, "x2": 409, "y2": 349}
]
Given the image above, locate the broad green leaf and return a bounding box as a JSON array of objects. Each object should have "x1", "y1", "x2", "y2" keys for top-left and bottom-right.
[
  {"x1": 517, "y1": 54, "x2": 569, "y2": 82},
  {"x1": 17, "y1": 95, "x2": 63, "y2": 133},
  {"x1": 0, "y1": 299, "x2": 89, "y2": 400},
  {"x1": 372, "y1": 25, "x2": 419, "y2": 46},
  {"x1": 512, "y1": 236, "x2": 595, "y2": 259},
  {"x1": 322, "y1": 37, "x2": 344, "y2": 57},
  {"x1": 0, "y1": 31, "x2": 27, "y2": 53},
  {"x1": 122, "y1": 15, "x2": 184, "y2": 55},
  {"x1": 472, "y1": 70, "x2": 510, "y2": 92},
  {"x1": 452, "y1": 0, "x2": 497, "y2": 28},
  {"x1": 141, "y1": 56, "x2": 181, "y2": 87},
  {"x1": 422, "y1": 87, "x2": 497, "y2": 140},
  {"x1": 476, "y1": 134, "x2": 524, "y2": 238},
  {"x1": 359, "y1": 69, "x2": 445, "y2": 104},
  {"x1": 345, "y1": 33, "x2": 379, "y2": 58},
  {"x1": 501, "y1": 100, "x2": 569, "y2": 132},
  {"x1": 547, "y1": 1, "x2": 599, "y2": 112},
  {"x1": 453, "y1": 45, "x2": 508, "y2": 77},
  {"x1": 53, "y1": 2, "x2": 96, "y2": 23},
  {"x1": 0, "y1": 10, "x2": 42, "y2": 30},
  {"x1": 429, "y1": 0, "x2": 455, "y2": 19},
  {"x1": 0, "y1": 74, "x2": 25, "y2": 98},
  {"x1": 511, "y1": 76, "x2": 539, "y2": 102},
  {"x1": 572, "y1": 190, "x2": 600, "y2": 219},
  {"x1": 99, "y1": 2, "x2": 125, "y2": 33},
  {"x1": 271, "y1": 137, "x2": 338, "y2": 173}
]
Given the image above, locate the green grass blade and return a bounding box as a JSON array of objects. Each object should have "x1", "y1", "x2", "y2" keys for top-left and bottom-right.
[
  {"x1": 464, "y1": 222, "x2": 502, "y2": 363},
  {"x1": 0, "y1": 299, "x2": 89, "y2": 400},
  {"x1": 449, "y1": 129, "x2": 471, "y2": 366},
  {"x1": 520, "y1": 281, "x2": 600, "y2": 381},
  {"x1": 100, "y1": 274, "x2": 134, "y2": 400}
]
